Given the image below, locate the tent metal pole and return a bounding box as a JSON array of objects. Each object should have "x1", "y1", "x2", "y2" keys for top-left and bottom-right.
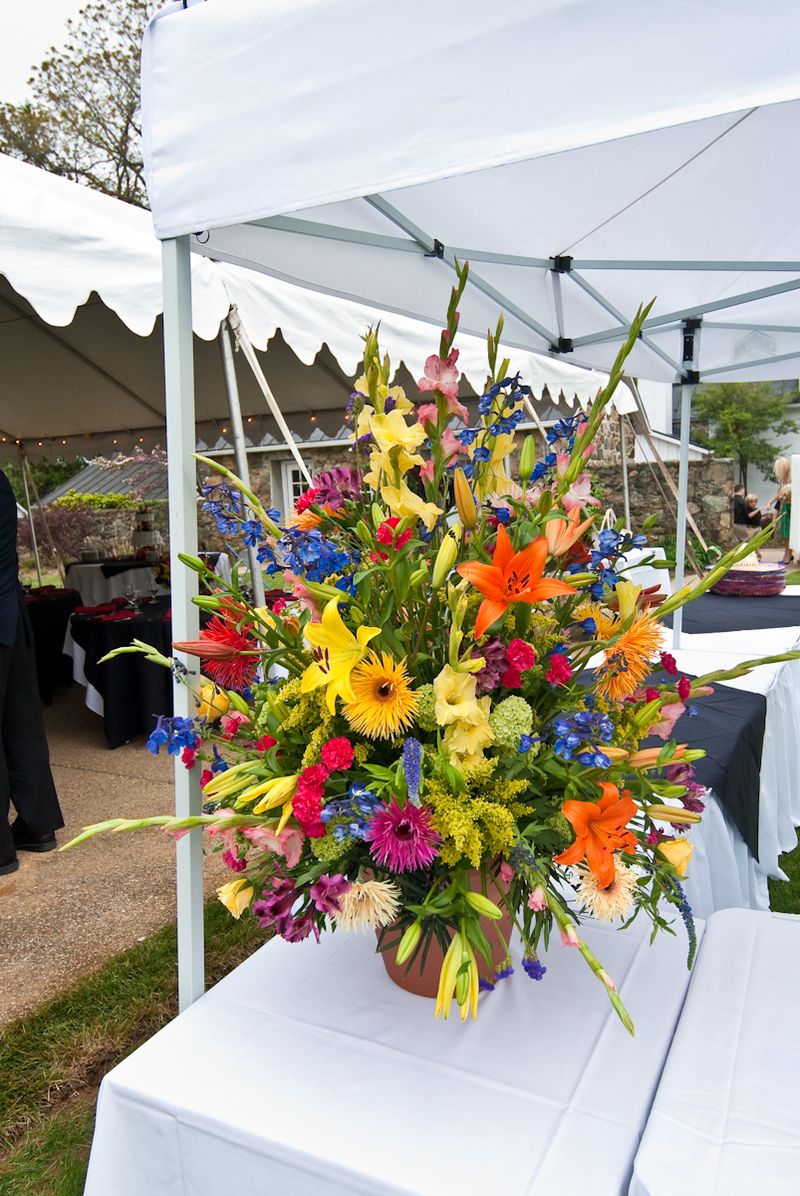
[
  {"x1": 218, "y1": 319, "x2": 266, "y2": 607},
  {"x1": 18, "y1": 449, "x2": 42, "y2": 587},
  {"x1": 162, "y1": 235, "x2": 204, "y2": 1012},
  {"x1": 672, "y1": 383, "x2": 693, "y2": 649},
  {"x1": 619, "y1": 416, "x2": 631, "y2": 528}
]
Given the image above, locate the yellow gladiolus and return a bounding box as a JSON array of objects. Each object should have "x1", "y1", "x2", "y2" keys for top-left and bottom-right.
[
  {"x1": 197, "y1": 681, "x2": 230, "y2": 722},
  {"x1": 380, "y1": 481, "x2": 442, "y2": 531},
  {"x1": 217, "y1": 878, "x2": 254, "y2": 919},
  {"x1": 657, "y1": 837, "x2": 694, "y2": 876}
]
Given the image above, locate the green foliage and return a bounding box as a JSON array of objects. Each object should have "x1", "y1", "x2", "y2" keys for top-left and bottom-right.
[
  {"x1": 0, "y1": 1, "x2": 158, "y2": 206},
  {"x1": 53, "y1": 490, "x2": 135, "y2": 511},
  {"x1": 662, "y1": 533, "x2": 721, "y2": 570},
  {"x1": 691, "y1": 381, "x2": 799, "y2": 488},
  {"x1": 4, "y1": 456, "x2": 84, "y2": 506}
]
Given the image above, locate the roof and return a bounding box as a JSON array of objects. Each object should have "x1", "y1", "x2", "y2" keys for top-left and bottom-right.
[{"x1": 43, "y1": 458, "x2": 169, "y2": 504}]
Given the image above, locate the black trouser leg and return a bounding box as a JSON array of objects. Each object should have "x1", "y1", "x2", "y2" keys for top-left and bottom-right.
[{"x1": 0, "y1": 610, "x2": 63, "y2": 851}]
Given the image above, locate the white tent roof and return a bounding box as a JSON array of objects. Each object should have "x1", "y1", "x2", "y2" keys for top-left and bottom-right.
[
  {"x1": 0, "y1": 153, "x2": 609, "y2": 460},
  {"x1": 141, "y1": 0, "x2": 800, "y2": 384}
]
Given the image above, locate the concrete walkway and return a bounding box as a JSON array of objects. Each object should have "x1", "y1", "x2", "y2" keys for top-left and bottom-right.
[{"x1": 0, "y1": 686, "x2": 224, "y2": 1028}]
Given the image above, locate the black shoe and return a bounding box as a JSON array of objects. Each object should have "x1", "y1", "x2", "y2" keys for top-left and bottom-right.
[
  {"x1": 0, "y1": 853, "x2": 19, "y2": 876},
  {"x1": 11, "y1": 820, "x2": 57, "y2": 853}
]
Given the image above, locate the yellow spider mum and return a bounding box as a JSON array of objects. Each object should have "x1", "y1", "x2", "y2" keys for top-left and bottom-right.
[
  {"x1": 596, "y1": 611, "x2": 663, "y2": 701},
  {"x1": 344, "y1": 653, "x2": 419, "y2": 739}
]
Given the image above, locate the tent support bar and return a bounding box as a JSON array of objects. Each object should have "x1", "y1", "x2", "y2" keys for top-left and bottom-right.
[
  {"x1": 162, "y1": 236, "x2": 204, "y2": 1013},
  {"x1": 567, "y1": 269, "x2": 685, "y2": 375},
  {"x1": 365, "y1": 194, "x2": 558, "y2": 346},
  {"x1": 18, "y1": 450, "x2": 42, "y2": 587},
  {"x1": 703, "y1": 321, "x2": 800, "y2": 333},
  {"x1": 569, "y1": 259, "x2": 800, "y2": 272},
  {"x1": 251, "y1": 215, "x2": 425, "y2": 255},
  {"x1": 672, "y1": 318, "x2": 700, "y2": 649},
  {"x1": 619, "y1": 416, "x2": 631, "y2": 528},
  {"x1": 572, "y1": 276, "x2": 800, "y2": 348},
  {"x1": 700, "y1": 348, "x2": 800, "y2": 377},
  {"x1": 218, "y1": 320, "x2": 266, "y2": 607}
]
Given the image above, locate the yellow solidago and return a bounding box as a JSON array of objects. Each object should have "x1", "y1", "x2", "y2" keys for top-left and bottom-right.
[{"x1": 425, "y1": 776, "x2": 528, "y2": 868}]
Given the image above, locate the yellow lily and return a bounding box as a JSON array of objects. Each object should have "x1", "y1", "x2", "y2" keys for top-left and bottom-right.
[
  {"x1": 434, "y1": 930, "x2": 464, "y2": 1020},
  {"x1": 615, "y1": 579, "x2": 643, "y2": 623},
  {"x1": 235, "y1": 774, "x2": 298, "y2": 815},
  {"x1": 217, "y1": 878, "x2": 254, "y2": 919},
  {"x1": 301, "y1": 598, "x2": 380, "y2": 713},
  {"x1": 380, "y1": 481, "x2": 442, "y2": 531}
]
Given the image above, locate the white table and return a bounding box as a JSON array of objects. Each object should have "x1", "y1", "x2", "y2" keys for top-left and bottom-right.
[
  {"x1": 631, "y1": 909, "x2": 800, "y2": 1196},
  {"x1": 85, "y1": 918, "x2": 700, "y2": 1196},
  {"x1": 65, "y1": 562, "x2": 159, "y2": 606},
  {"x1": 617, "y1": 546, "x2": 671, "y2": 597}
]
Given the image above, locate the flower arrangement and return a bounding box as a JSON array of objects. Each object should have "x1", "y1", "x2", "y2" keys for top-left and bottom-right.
[{"x1": 69, "y1": 265, "x2": 791, "y2": 1030}]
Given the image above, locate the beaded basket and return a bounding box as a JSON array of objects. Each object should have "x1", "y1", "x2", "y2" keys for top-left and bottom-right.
[{"x1": 710, "y1": 554, "x2": 786, "y2": 597}]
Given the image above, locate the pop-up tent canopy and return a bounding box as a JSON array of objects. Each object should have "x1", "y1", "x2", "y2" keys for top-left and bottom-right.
[
  {"x1": 0, "y1": 152, "x2": 610, "y2": 464},
  {"x1": 141, "y1": 0, "x2": 800, "y2": 1006}
]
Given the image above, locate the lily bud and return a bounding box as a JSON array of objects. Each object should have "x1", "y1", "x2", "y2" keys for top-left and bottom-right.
[
  {"x1": 453, "y1": 468, "x2": 477, "y2": 529},
  {"x1": 432, "y1": 524, "x2": 462, "y2": 589},
  {"x1": 519, "y1": 434, "x2": 536, "y2": 482},
  {"x1": 197, "y1": 681, "x2": 230, "y2": 722},
  {"x1": 355, "y1": 520, "x2": 373, "y2": 548},
  {"x1": 395, "y1": 921, "x2": 422, "y2": 965},
  {"x1": 464, "y1": 891, "x2": 503, "y2": 920},
  {"x1": 371, "y1": 503, "x2": 385, "y2": 528},
  {"x1": 646, "y1": 804, "x2": 702, "y2": 825},
  {"x1": 408, "y1": 565, "x2": 428, "y2": 589}
]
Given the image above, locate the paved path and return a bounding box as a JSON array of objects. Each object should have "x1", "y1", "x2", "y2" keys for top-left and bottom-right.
[{"x1": 0, "y1": 687, "x2": 224, "y2": 1028}]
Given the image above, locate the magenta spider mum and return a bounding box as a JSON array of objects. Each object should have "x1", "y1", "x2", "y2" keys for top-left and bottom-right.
[{"x1": 366, "y1": 798, "x2": 440, "y2": 873}]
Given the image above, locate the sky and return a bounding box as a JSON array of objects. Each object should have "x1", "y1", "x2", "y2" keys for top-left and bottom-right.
[{"x1": 1, "y1": 2, "x2": 87, "y2": 102}]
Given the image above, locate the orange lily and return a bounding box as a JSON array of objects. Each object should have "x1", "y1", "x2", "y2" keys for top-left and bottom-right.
[
  {"x1": 554, "y1": 782, "x2": 638, "y2": 887},
  {"x1": 456, "y1": 526, "x2": 576, "y2": 638},
  {"x1": 544, "y1": 508, "x2": 594, "y2": 557}
]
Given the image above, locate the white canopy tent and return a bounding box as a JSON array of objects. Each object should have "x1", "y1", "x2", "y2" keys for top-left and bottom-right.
[{"x1": 141, "y1": 0, "x2": 800, "y2": 1006}]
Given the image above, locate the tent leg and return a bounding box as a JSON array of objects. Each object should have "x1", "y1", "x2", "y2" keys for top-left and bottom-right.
[
  {"x1": 18, "y1": 450, "x2": 42, "y2": 587},
  {"x1": 672, "y1": 384, "x2": 693, "y2": 649},
  {"x1": 162, "y1": 236, "x2": 204, "y2": 1013},
  {"x1": 619, "y1": 415, "x2": 631, "y2": 528},
  {"x1": 218, "y1": 320, "x2": 266, "y2": 607}
]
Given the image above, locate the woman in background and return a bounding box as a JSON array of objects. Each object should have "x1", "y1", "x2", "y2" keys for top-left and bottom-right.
[{"x1": 773, "y1": 457, "x2": 794, "y2": 565}]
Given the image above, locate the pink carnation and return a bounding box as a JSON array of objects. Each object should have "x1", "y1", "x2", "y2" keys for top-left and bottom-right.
[{"x1": 418, "y1": 348, "x2": 460, "y2": 400}]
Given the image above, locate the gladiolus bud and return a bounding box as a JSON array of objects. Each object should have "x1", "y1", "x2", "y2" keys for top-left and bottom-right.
[
  {"x1": 464, "y1": 891, "x2": 503, "y2": 920},
  {"x1": 371, "y1": 503, "x2": 385, "y2": 528},
  {"x1": 395, "y1": 921, "x2": 422, "y2": 965},
  {"x1": 432, "y1": 524, "x2": 461, "y2": 589},
  {"x1": 561, "y1": 924, "x2": 580, "y2": 947},
  {"x1": 528, "y1": 886, "x2": 547, "y2": 912},
  {"x1": 408, "y1": 566, "x2": 428, "y2": 589},
  {"x1": 226, "y1": 690, "x2": 251, "y2": 715},
  {"x1": 519, "y1": 434, "x2": 536, "y2": 482},
  {"x1": 598, "y1": 968, "x2": 616, "y2": 991},
  {"x1": 453, "y1": 468, "x2": 477, "y2": 529}
]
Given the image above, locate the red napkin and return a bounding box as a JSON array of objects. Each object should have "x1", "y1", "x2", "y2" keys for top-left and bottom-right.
[
  {"x1": 98, "y1": 611, "x2": 137, "y2": 622},
  {"x1": 110, "y1": 597, "x2": 129, "y2": 607},
  {"x1": 74, "y1": 604, "x2": 116, "y2": 615}
]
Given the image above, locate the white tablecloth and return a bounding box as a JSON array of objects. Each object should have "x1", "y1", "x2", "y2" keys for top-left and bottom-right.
[
  {"x1": 631, "y1": 909, "x2": 800, "y2": 1196},
  {"x1": 65, "y1": 562, "x2": 158, "y2": 606},
  {"x1": 85, "y1": 918, "x2": 701, "y2": 1196},
  {"x1": 618, "y1": 546, "x2": 671, "y2": 596}
]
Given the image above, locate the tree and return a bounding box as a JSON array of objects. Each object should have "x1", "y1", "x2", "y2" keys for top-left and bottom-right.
[
  {"x1": 0, "y1": 1, "x2": 156, "y2": 206},
  {"x1": 4, "y1": 457, "x2": 86, "y2": 507},
  {"x1": 691, "y1": 381, "x2": 799, "y2": 489}
]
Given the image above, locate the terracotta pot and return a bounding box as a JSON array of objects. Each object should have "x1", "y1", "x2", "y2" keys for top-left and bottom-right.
[{"x1": 378, "y1": 870, "x2": 513, "y2": 999}]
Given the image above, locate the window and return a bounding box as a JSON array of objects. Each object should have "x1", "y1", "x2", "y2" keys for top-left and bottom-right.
[{"x1": 270, "y1": 459, "x2": 307, "y2": 518}]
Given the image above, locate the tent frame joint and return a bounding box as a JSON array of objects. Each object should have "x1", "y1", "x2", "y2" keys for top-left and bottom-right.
[
  {"x1": 551, "y1": 336, "x2": 574, "y2": 354},
  {"x1": 424, "y1": 238, "x2": 445, "y2": 260},
  {"x1": 551, "y1": 255, "x2": 573, "y2": 274}
]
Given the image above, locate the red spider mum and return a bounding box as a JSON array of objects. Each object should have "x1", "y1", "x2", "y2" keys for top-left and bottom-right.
[{"x1": 173, "y1": 615, "x2": 260, "y2": 692}]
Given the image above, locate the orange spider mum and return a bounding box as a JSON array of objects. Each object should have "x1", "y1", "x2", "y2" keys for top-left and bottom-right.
[
  {"x1": 595, "y1": 611, "x2": 663, "y2": 701},
  {"x1": 555, "y1": 782, "x2": 638, "y2": 887},
  {"x1": 456, "y1": 525, "x2": 576, "y2": 638}
]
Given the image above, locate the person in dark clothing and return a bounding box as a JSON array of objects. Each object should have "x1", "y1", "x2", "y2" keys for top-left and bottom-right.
[
  {"x1": 732, "y1": 484, "x2": 748, "y2": 527},
  {"x1": 0, "y1": 470, "x2": 63, "y2": 875}
]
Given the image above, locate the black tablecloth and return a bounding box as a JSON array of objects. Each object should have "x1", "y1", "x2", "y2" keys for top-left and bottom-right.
[
  {"x1": 663, "y1": 592, "x2": 800, "y2": 634},
  {"x1": 25, "y1": 589, "x2": 80, "y2": 703},
  {"x1": 70, "y1": 599, "x2": 173, "y2": 748},
  {"x1": 99, "y1": 559, "x2": 156, "y2": 580},
  {"x1": 642, "y1": 676, "x2": 766, "y2": 859}
]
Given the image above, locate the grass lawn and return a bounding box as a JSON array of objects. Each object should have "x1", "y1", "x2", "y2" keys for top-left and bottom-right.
[{"x1": 0, "y1": 902, "x2": 266, "y2": 1196}]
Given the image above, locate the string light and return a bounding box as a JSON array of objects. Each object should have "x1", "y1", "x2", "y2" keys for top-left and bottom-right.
[
  {"x1": 221, "y1": 426, "x2": 229, "y2": 434},
  {"x1": 309, "y1": 414, "x2": 317, "y2": 424},
  {"x1": 246, "y1": 416, "x2": 253, "y2": 424}
]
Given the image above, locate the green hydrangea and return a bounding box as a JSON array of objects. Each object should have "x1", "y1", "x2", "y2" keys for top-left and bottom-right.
[
  {"x1": 414, "y1": 684, "x2": 438, "y2": 732},
  {"x1": 310, "y1": 823, "x2": 354, "y2": 867},
  {"x1": 489, "y1": 696, "x2": 534, "y2": 754},
  {"x1": 542, "y1": 811, "x2": 573, "y2": 851}
]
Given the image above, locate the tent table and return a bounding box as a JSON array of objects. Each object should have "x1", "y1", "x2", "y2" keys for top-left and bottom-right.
[
  {"x1": 65, "y1": 561, "x2": 160, "y2": 607},
  {"x1": 84, "y1": 918, "x2": 699, "y2": 1196},
  {"x1": 631, "y1": 909, "x2": 800, "y2": 1196}
]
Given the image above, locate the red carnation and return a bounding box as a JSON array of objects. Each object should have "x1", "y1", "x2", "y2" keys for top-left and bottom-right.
[
  {"x1": 292, "y1": 789, "x2": 325, "y2": 838},
  {"x1": 295, "y1": 486, "x2": 322, "y2": 514},
  {"x1": 505, "y1": 638, "x2": 536, "y2": 672},
  {"x1": 321, "y1": 737, "x2": 354, "y2": 771},
  {"x1": 546, "y1": 653, "x2": 573, "y2": 687},
  {"x1": 500, "y1": 667, "x2": 522, "y2": 689},
  {"x1": 256, "y1": 734, "x2": 277, "y2": 752},
  {"x1": 676, "y1": 674, "x2": 692, "y2": 701},
  {"x1": 376, "y1": 517, "x2": 412, "y2": 551},
  {"x1": 660, "y1": 651, "x2": 678, "y2": 676},
  {"x1": 645, "y1": 687, "x2": 660, "y2": 703}
]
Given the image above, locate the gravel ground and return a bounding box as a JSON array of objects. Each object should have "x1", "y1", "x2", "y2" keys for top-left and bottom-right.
[{"x1": 0, "y1": 686, "x2": 225, "y2": 1028}]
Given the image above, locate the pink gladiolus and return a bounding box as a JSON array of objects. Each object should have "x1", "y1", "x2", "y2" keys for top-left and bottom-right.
[
  {"x1": 561, "y1": 924, "x2": 580, "y2": 947},
  {"x1": 528, "y1": 886, "x2": 547, "y2": 912},
  {"x1": 417, "y1": 403, "x2": 439, "y2": 427},
  {"x1": 284, "y1": 572, "x2": 321, "y2": 620},
  {"x1": 419, "y1": 459, "x2": 435, "y2": 483},
  {"x1": 556, "y1": 452, "x2": 571, "y2": 477},
  {"x1": 444, "y1": 394, "x2": 470, "y2": 423},
  {"x1": 441, "y1": 428, "x2": 465, "y2": 459},
  {"x1": 649, "y1": 701, "x2": 686, "y2": 740},
  {"x1": 499, "y1": 861, "x2": 515, "y2": 884},
  {"x1": 563, "y1": 474, "x2": 601, "y2": 512},
  {"x1": 418, "y1": 348, "x2": 460, "y2": 399},
  {"x1": 242, "y1": 825, "x2": 304, "y2": 868}
]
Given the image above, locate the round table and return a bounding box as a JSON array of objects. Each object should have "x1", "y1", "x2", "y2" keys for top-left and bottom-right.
[{"x1": 65, "y1": 560, "x2": 161, "y2": 606}]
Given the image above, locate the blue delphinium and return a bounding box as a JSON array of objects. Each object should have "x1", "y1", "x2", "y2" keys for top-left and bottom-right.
[
  {"x1": 403, "y1": 738, "x2": 422, "y2": 804},
  {"x1": 670, "y1": 878, "x2": 698, "y2": 969},
  {"x1": 522, "y1": 955, "x2": 547, "y2": 981},
  {"x1": 552, "y1": 709, "x2": 614, "y2": 768},
  {"x1": 320, "y1": 783, "x2": 383, "y2": 843},
  {"x1": 146, "y1": 715, "x2": 199, "y2": 757}
]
